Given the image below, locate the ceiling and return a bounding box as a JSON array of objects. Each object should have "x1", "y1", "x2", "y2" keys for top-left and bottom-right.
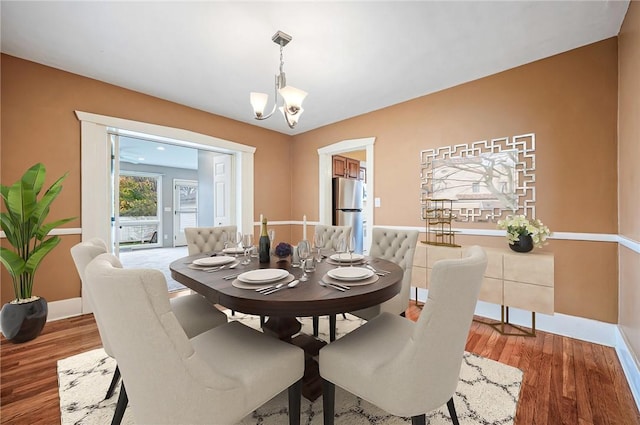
[{"x1": 1, "y1": 1, "x2": 630, "y2": 136}]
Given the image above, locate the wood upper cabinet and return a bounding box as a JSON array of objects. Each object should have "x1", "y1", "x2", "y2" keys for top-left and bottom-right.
[
  {"x1": 332, "y1": 155, "x2": 361, "y2": 180},
  {"x1": 332, "y1": 155, "x2": 347, "y2": 178}
]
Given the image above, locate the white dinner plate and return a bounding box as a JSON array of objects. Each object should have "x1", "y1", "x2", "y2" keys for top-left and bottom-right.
[
  {"x1": 192, "y1": 256, "x2": 236, "y2": 267},
  {"x1": 329, "y1": 253, "x2": 365, "y2": 263},
  {"x1": 222, "y1": 247, "x2": 245, "y2": 254},
  {"x1": 327, "y1": 267, "x2": 374, "y2": 281},
  {"x1": 238, "y1": 269, "x2": 290, "y2": 284}
]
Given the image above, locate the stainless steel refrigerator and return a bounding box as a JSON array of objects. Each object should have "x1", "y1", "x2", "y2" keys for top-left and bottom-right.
[{"x1": 332, "y1": 177, "x2": 363, "y2": 253}]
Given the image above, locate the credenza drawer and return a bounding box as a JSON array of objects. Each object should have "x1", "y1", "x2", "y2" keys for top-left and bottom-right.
[
  {"x1": 503, "y1": 252, "x2": 554, "y2": 287},
  {"x1": 479, "y1": 277, "x2": 503, "y2": 305},
  {"x1": 503, "y1": 280, "x2": 554, "y2": 315}
]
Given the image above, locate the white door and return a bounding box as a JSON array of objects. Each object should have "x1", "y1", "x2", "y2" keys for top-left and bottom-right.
[
  {"x1": 213, "y1": 154, "x2": 231, "y2": 226},
  {"x1": 173, "y1": 179, "x2": 198, "y2": 246}
]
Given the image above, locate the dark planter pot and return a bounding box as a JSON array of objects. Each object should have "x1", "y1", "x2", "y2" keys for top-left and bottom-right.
[
  {"x1": 0, "y1": 297, "x2": 48, "y2": 343},
  {"x1": 509, "y1": 234, "x2": 534, "y2": 253}
]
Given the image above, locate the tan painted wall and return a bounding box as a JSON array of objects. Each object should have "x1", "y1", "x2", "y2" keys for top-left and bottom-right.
[
  {"x1": 0, "y1": 54, "x2": 293, "y2": 304},
  {"x1": 618, "y1": 1, "x2": 640, "y2": 364},
  {"x1": 292, "y1": 39, "x2": 620, "y2": 323},
  {"x1": 1, "y1": 35, "x2": 629, "y2": 325}
]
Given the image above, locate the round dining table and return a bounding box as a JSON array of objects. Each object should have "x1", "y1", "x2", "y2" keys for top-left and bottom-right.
[{"x1": 170, "y1": 253, "x2": 403, "y2": 400}]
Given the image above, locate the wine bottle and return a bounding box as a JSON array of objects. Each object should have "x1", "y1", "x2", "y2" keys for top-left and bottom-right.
[{"x1": 258, "y1": 217, "x2": 270, "y2": 263}]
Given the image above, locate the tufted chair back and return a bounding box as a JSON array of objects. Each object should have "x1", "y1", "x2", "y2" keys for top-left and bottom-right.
[
  {"x1": 85, "y1": 253, "x2": 304, "y2": 424},
  {"x1": 351, "y1": 227, "x2": 419, "y2": 320},
  {"x1": 184, "y1": 226, "x2": 237, "y2": 255},
  {"x1": 313, "y1": 225, "x2": 352, "y2": 249},
  {"x1": 70, "y1": 237, "x2": 117, "y2": 357}
]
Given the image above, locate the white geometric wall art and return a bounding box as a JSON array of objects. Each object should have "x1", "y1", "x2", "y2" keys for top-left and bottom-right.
[{"x1": 420, "y1": 133, "x2": 536, "y2": 222}]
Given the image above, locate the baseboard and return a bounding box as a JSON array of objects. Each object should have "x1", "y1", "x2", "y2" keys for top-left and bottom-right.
[
  {"x1": 47, "y1": 297, "x2": 83, "y2": 322},
  {"x1": 616, "y1": 327, "x2": 640, "y2": 409},
  {"x1": 414, "y1": 288, "x2": 617, "y2": 346},
  {"x1": 415, "y1": 287, "x2": 639, "y2": 411}
]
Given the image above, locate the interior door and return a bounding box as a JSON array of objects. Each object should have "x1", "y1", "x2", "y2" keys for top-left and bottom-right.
[
  {"x1": 173, "y1": 179, "x2": 198, "y2": 246},
  {"x1": 213, "y1": 154, "x2": 231, "y2": 226}
]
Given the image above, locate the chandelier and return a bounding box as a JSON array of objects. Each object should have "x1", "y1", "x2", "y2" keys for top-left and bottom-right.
[{"x1": 250, "y1": 31, "x2": 307, "y2": 129}]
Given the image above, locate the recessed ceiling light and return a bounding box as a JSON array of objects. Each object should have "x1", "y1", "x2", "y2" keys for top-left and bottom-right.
[
  {"x1": 157, "y1": 146, "x2": 165, "y2": 151},
  {"x1": 138, "y1": 157, "x2": 145, "y2": 161}
]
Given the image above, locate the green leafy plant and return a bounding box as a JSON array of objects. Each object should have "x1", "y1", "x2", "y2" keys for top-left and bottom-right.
[
  {"x1": 0, "y1": 163, "x2": 75, "y2": 302},
  {"x1": 497, "y1": 214, "x2": 551, "y2": 249}
]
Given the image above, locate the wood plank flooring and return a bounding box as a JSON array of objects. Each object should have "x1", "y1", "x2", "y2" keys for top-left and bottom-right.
[{"x1": 1, "y1": 302, "x2": 639, "y2": 425}]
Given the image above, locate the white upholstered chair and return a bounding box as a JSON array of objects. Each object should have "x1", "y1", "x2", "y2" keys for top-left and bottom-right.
[
  {"x1": 319, "y1": 246, "x2": 488, "y2": 425},
  {"x1": 184, "y1": 225, "x2": 238, "y2": 255},
  {"x1": 70, "y1": 239, "x2": 228, "y2": 424},
  {"x1": 313, "y1": 225, "x2": 352, "y2": 249},
  {"x1": 350, "y1": 227, "x2": 419, "y2": 320},
  {"x1": 85, "y1": 253, "x2": 305, "y2": 425},
  {"x1": 323, "y1": 228, "x2": 419, "y2": 341},
  {"x1": 312, "y1": 225, "x2": 353, "y2": 338}
]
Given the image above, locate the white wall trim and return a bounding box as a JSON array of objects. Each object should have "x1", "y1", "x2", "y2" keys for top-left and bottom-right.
[
  {"x1": 421, "y1": 287, "x2": 622, "y2": 347},
  {"x1": 74, "y1": 110, "x2": 256, "y2": 314},
  {"x1": 619, "y1": 235, "x2": 640, "y2": 254},
  {"x1": 616, "y1": 327, "x2": 640, "y2": 409},
  {"x1": 46, "y1": 297, "x2": 83, "y2": 322},
  {"x1": 415, "y1": 286, "x2": 640, "y2": 411},
  {"x1": 0, "y1": 228, "x2": 82, "y2": 238}
]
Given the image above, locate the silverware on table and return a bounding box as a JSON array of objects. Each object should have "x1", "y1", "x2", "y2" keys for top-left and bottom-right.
[
  {"x1": 365, "y1": 264, "x2": 390, "y2": 275},
  {"x1": 263, "y1": 280, "x2": 299, "y2": 295},
  {"x1": 318, "y1": 280, "x2": 347, "y2": 291},
  {"x1": 223, "y1": 273, "x2": 242, "y2": 280},
  {"x1": 204, "y1": 261, "x2": 240, "y2": 272}
]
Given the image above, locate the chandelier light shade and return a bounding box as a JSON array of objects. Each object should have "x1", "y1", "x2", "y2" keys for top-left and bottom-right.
[
  {"x1": 250, "y1": 30, "x2": 307, "y2": 129},
  {"x1": 249, "y1": 92, "x2": 269, "y2": 118}
]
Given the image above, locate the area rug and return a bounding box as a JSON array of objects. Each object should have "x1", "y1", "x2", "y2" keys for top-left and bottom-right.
[{"x1": 58, "y1": 313, "x2": 522, "y2": 424}]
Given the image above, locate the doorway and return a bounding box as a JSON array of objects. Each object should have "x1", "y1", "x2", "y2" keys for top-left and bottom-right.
[
  {"x1": 318, "y1": 137, "x2": 375, "y2": 253},
  {"x1": 173, "y1": 179, "x2": 198, "y2": 246}
]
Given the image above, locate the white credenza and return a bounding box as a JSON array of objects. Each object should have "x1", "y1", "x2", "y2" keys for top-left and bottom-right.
[{"x1": 411, "y1": 243, "x2": 554, "y2": 335}]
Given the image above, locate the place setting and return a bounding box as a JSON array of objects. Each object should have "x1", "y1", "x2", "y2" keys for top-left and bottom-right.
[
  {"x1": 320, "y1": 264, "x2": 379, "y2": 290},
  {"x1": 231, "y1": 268, "x2": 299, "y2": 295},
  {"x1": 324, "y1": 252, "x2": 367, "y2": 266},
  {"x1": 187, "y1": 255, "x2": 239, "y2": 272}
]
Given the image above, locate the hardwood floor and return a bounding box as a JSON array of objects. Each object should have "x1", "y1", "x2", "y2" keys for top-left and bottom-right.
[{"x1": 1, "y1": 302, "x2": 639, "y2": 425}]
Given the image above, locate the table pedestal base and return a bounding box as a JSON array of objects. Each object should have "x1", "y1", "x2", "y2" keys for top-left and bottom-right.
[{"x1": 263, "y1": 317, "x2": 327, "y2": 401}]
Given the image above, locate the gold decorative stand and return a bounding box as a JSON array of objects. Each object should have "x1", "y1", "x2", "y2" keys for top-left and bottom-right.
[
  {"x1": 475, "y1": 305, "x2": 536, "y2": 337},
  {"x1": 421, "y1": 198, "x2": 460, "y2": 247}
]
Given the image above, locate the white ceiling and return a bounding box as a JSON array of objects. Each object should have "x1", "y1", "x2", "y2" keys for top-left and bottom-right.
[{"x1": 1, "y1": 1, "x2": 629, "y2": 136}]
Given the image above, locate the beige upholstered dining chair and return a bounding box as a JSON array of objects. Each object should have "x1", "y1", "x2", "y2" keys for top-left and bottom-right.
[
  {"x1": 184, "y1": 225, "x2": 238, "y2": 255},
  {"x1": 313, "y1": 225, "x2": 351, "y2": 249},
  {"x1": 85, "y1": 253, "x2": 304, "y2": 425},
  {"x1": 70, "y1": 238, "x2": 228, "y2": 424},
  {"x1": 319, "y1": 246, "x2": 488, "y2": 425},
  {"x1": 350, "y1": 227, "x2": 419, "y2": 320},
  {"x1": 312, "y1": 225, "x2": 353, "y2": 338},
  {"x1": 323, "y1": 227, "x2": 419, "y2": 341}
]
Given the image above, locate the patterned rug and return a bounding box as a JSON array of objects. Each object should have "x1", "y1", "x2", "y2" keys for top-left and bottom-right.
[{"x1": 58, "y1": 313, "x2": 522, "y2": 424}]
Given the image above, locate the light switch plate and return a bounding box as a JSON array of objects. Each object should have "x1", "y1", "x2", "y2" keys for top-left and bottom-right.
[{"x1": 374, "y1": 197, "x2": 381, "y2": 208}]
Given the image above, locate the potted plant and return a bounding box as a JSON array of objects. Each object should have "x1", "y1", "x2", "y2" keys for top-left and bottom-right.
[
  {"x1": 0, "y1": 163, "x2": 75, "y2": 342},
  {"x1": 497, "y1": 214, "x2": 551, "y2": 253}
]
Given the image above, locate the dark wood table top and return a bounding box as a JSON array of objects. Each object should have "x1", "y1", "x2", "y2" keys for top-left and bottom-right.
[{"x1": 170, "y1": 254, "x2": 403, "y2": 317}]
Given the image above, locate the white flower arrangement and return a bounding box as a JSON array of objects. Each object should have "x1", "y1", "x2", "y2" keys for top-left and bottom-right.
[{"x1": 496, "y1": 214, "x2": 551, "y2": 248}]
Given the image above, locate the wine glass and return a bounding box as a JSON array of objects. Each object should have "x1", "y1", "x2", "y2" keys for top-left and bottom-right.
[
  {"x1": 334, "y1": 236, "x2": 347, "y2": 267},
  {"x1": 241, "y1": 234, "x2": 253, "y2": 265},
  {"x1": 313, "y1": 233, "x2": 324, "y2": 263},
  {"x1": 298, "y1": 240, "x2": 311, "y2": 281},
  {"x1": 347, "y1": 236, "x2": 356, "y2": 266},
  {"x1": 228, "y1": 232, "x2": 240, "y2": 256},
  {"x1": 268, "y1": 229, "x2": 276, "y2": 253},
  {"x1": 221, "y1": 231, "x2": 229, "y2": 251}
]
